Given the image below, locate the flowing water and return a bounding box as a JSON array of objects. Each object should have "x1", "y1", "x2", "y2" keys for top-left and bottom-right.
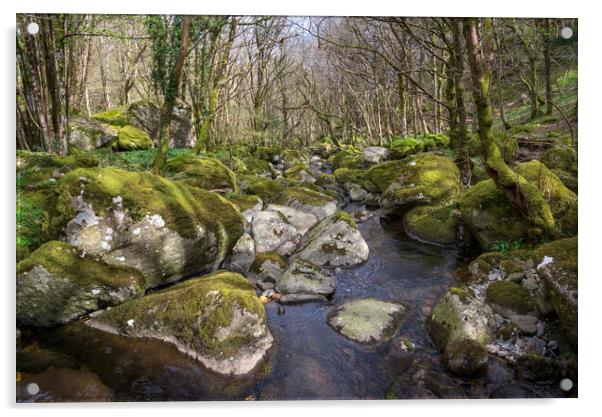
[{"x1": 17, "y1": 211, "x2": 560, "y2": 401}]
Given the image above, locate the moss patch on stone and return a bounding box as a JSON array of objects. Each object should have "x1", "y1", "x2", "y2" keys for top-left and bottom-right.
[
  {"x1": 245, "y1": 176, "x2": 285, "y2": 203},
  {"x1": 111, "y1": 125, "x2": 153, "y2": 151},
  {"x1": 485, "y1": 280, "x2": 536, "y2": 315},
  {"x1": 273, "y1": 186, "x2": 336, "y2": 208},
  {"x1": 250, "y1": 251, "x2": 288, "y2": 274},
  {"x1": 166, "y1": 155, "x2": 238, "y2": 193},
  {"x1": 227, "y1": 193, "x2": 262, "y2": 212},
  {"x1": 403, "y1": 204, "x2": 459, "y2": 246}
]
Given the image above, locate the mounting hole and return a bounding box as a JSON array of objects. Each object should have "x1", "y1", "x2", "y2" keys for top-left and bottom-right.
[
  {"x1": 26, "y1": 22, "x2": 39, "y2": 35},
  {"x1": 560, "y1": 27, "x2": 573, "y2": 40},
  {"x1": 559, "y1": 378, "x2": 574, "y2": 392},
  {"x1": 26, "y1": 382, "x2": 40, "y2": 395}
]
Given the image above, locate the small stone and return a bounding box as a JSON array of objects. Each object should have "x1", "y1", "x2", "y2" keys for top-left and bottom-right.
[
  {"x1": 522, "y1": 276, "x2": 539, "y2": 291},
  {"x1": 536, "y1": 321, "x2": 546, "y2": 337},
  {"x1": 277, "y1": 305, "x2": 286, "y2": 316},
  {"x1": 259, "y1": 295, "x2": 269, "y2": 305}
]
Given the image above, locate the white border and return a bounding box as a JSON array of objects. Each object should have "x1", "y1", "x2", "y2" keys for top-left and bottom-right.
[{"x1": 2, "y1": 1, "x2": 600, "y2": 416}]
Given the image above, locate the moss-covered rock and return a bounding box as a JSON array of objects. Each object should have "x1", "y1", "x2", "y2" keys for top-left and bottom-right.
[
  {"x1": 425, "y1": 288, "x2": 496, "y2": 350},
  {"x1": 328, "y1": 150, "x2": 363, "y2": 170},
  {"x1": 551, "y1": 168, "x2": 578, "y2": 194},
  {"x1": 243, "y1": 176, "x2": 285, "y2": 203},
  {"x1": 16, "y1": 151, "x2": 100, "y2": 260},
  {"x1": 328, "y1": 298, "x2": 407, "y2": 344},
  {"x1": 281, "y1": 149, "x2": 310, "y2": 169},
  {"x1": 292, "y1": 212, "x2": 369, "y2": 268},
  {"x1": 403, "y1": 204, "x2": 459, "y2": 246},
  {"x1": 87, "y1": 270, "x2": 273, "y2": 375},
  {"x1": 533, "y1": 237, "x2": 577, "y2": 350},
  {"x1": 379, "y1": 153, "x2": 462, "y2": 214},
  {"x1": 17, "y1": 241, "x2": 145, "y2": 327},
  {"x1": 333, "y1": 168, "x2": 379, "y2": 193},
  {"x1": 459, "y1": 179, "x2": 537, "y2": 249},
  {"x1": 277, "y1": 258, "x2": 335, "y2": 296},
  {"x1": 110, "y1": 125, "x2": 153, "y2": 151},
  {"x1": 485, "y1": 280, "x2": 537, "y2": 318},
  {"x1": 283, "y1": 163, "x2": 316, "y2": 184},
  {"x1": 442, "y1": 338, "x2": 489, "y2": 378},
  {"x1": 514, "y1": 160, "x2": 576, "y2": 220},
  {"x1": 363, "y1": 146, "x2": 390, "y2": 164},
  {"x1": 47, "y1": 167, "x2": 244, "y2": 288},
  {"x1": 541, "y1": 145, "x2": 577, "y2": 174},
  {"x1": 248, "y1": 251, "x2": 288, "y2": 289},
  {"x1": 460, "y1": 160, "x2": 577, "y2": 249},
  {"x1": 93, "y1": 99, "x2": 194, "y2": 148},
  {"x1": 68, "y1": 117, "x2": 119, "y2": 151},
  {"x1": 240, "y1": 157, "x2": 276, "y2": 178},
  {"x1": 166, "y1": 155, "x2": 238, "y2": 193},
  {"x1": 227, "y1": 193, "x2": 263, "y2": 213},
  {"x1": 389, "y1": 138, "x2": 423, "y2": 159},
  {"x1": 273, "y1": 186, "x2": 338, "y2": 220}
]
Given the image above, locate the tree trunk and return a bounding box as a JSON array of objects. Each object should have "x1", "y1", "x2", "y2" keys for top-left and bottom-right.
[
  {"x1": 464, "y1": 17, "x2": 555, "y2": 236},
  {"x1": 152, "y1": 16, "x2": 191, "y2": 174},
  {"x1": 543, "y1": 19, "x2": 553, "y2": 116}
]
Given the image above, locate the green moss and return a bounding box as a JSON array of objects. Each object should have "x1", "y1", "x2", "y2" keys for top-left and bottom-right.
[
  {"x1": 541, "y1": 146, "x2": 577, "y2": 174},
  {"x1": 459, "y1": 179, "x2": 537, "y2": 249},
  {"x1": 315, "y1": 173, "x2": 335, "y2": 187},
  {"x1": 273, "y1": 186, "x2": 336, "y2": 208},
  {"x1": 92, "y1": 105, "x2": 130, "y2": 127},
  {"x1": 328, "y1": 150, "x2": 363, "y2": 169},
  {"x1": 389, "y1": 138, "x2": 423, "y2": 159},
  {"x1": 17, "y1": 241, "x2": 144, "y2": 291},
  {"x1": 16, "y1": 190, "x2": 52, "y2": 261},
  {"x1": 240, "y1": 157, "x2": 275, "y2": 177},
  {"x1": 378, "y1": 153, "x2": 462, "y2": 209},
  {"x1": 281, "y1": 149, "x2": 310, "y2": 166},
  {"x1": 92, "y1": 270, "x2": 266, "y2": 359},
  {"x1": 166, "y1": 155, "x2": 238, "y2": 193},
  {"x1": 515, "y1": 160, "x2": 577, "y2": 219},
  {"x1": 49, "y1": 167, "x2": 244, "y2": 244},
  {"x1": 551, "y1": 169, "x2": 578, "y2": 194},
  {"x1": 403, "y1": 204, "x2": 458, "y2": 246},
  {"x1": 227, "y1": 193, "x2": 262, "y2": 212},
  {"x1": 246, "y1": 176, "x2": 285, "y2": 203},
  {"x1": 333, "y1": 168, "x2": 379, "y2": 193},
  {"x1": 486, "y1": 281, "x2": 536, "y2": 315},
  {"x1": 333, "y1": 211, "x2": 357, "y2": 228},
  {"x1": 250, "y1": 251, "x2": 288, "y2": 273},
  {"x1": 111, "y1": 125, "x2": 153, "y2": 151}
]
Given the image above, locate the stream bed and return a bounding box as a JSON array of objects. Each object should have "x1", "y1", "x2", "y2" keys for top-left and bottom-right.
[{"x1": 17, "y1": 213, "x2": 563, "y2": 401}]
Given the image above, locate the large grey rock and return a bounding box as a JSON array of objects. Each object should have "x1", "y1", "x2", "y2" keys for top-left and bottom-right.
[
  {"x1": 87, "y1": 271, "x2": 273, "y2": 376},
  {"x1": 127, "y1": 99, "x2": 194, "y2": 148},
  {"x1": 293, "y1": 213, "x2": 369, "y2": 268},
  {"x1": 69, "y1": 117, "x2": 118, "y2": 151},
  {"x1": 363, "y1": 146, "x2": 389, "y2": 164},
  {"x1": 251, "y1": 211, "x2": 301, "y2": 256},
  {"x1": 273, "y1": 187, "x2": 338, "y2": 220},
  {"x1": 277, "y1": 259, "x2": 335, "y2": 296},
  {"x1": 328, "y1": 298, "x2": 407, "y2": 344},
  {"x1": 266, "y1": 204, "x2": 318, "y2": 235},
  {"x1": 17, "y1": 241, "x2": 144, "y2": 327}
]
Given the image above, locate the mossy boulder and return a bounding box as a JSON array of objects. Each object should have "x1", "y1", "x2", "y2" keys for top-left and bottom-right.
[
  {"x1": 533, "y1": 237, "x2": 577, "y2": 350},
  {"x1": 551, "y1": 169, "x2": 578, "y2": 194},
  {"x1": 363, "y1": 146, "x2": 390, "y2": 164},
  {"x1": 272, "y1": 186, "x2": 338, "y2": 220},
  {"x1": 223, "y1": 233, "x2": 255, "y2": 274},
  {"x1": 541, "y1": 145, "x2": 577, "y2": 174},
  {"x1": 442, "y1": 338, "x2": 489, "y2": 378},
  {"x1": 379, "y1": 153, "x2": 462, "y2": 214},
  {"x1": 68, "y1": 117, "x2": 119, "y2": 151},
  {"x1": 17, "y1": 151, "x2": 100, "y2": 260},
  {"x1": 485, "y1": 280, "x2": 537, "y2": 318},
  {"x1": 328, "y1": 298, "x2": 407, "y2": 344},
  {"x1": 403, "y1": 204, "x2": 460, "y2": 246},
  {"x1": 110, "y1": 125, "x2": 153, "y2": 151},
  {"x1": 389, "y1": 138, "x2": 423, "y2": 159},
  {"x1": 227, "y1": 193, "x2": 263, "y2": 213},
  {"x1": 328, "y1": 150, "x2": 363, "y2": 170},
  {"x1": 47, "y1": 167, "x2": 244, "y2": 288},
  {"x1": 87, "y1": 270, "x2": 273, "y2": 375},
  {"x1": 93, "y1": 99, "x2": 194, "y2": 148},
  {"x1": 281, "y1": 149, "x2": 310, "y2": 169},
  {"x1": 277, "y1": 258, "x2": 335, "y2": 296},
  {"x1": 243, "y1": 176, "x2": 285, "y2": 203},
  {"x1": 292, "y1": 212, "x2": 369, "y2": 268},
  {"x1": 461, "y1": 161, "x2": 577, "y2": 249},
  {"x1": 333, "y1": 168, "x2": 379, "y2": 193},
  {"x1": 459, "y1": 179, "x2": 535, "y2": 250},
  {"x1": 166, "y1": 155, "x2": 238, "y2": 193},
  {"x1": 17, "y1": 241, "x2": 145, "y2": 327},
  {"x1": 240, "y1": 157, "x2": 276, "y2": 178},
  {"x1": 283, "y1": 164, "x2": 316, "y2": 184},
  {"x1": 514, "y1": 160, "x2": 576, "y2": 220},
  {"x1": 426, "y1": 288, "x2": 497, "y2": 350}
]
